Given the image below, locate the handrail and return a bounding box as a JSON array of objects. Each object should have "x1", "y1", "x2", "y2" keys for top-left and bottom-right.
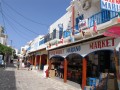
[
  {"x1": 44, "y1": 11, "x2": 118, "y2": 44},
  {"x1": 88, "y1": 10, "x2": 118, "y2": 28}
]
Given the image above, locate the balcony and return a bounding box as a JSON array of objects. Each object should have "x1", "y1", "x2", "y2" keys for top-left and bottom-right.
[
  {"x1": 74, "y1": 10, "x2": 118, "y2": 40},
  {"x1": 45, "y1": 10, "x2": 119, "y2": 50},
  {"x1": 88, "y1": 10, "x2": 118, "y2": 28},
  {"x1": 44, "y1": 30, "x2": 62, "y2": 46}
]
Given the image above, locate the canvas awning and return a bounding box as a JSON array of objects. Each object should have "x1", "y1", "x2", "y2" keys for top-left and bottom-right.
[{"x1": 103, "y1": 26, "x2": 120, "y2": 38}]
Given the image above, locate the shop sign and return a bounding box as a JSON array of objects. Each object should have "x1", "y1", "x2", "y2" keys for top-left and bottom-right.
[
  {"x1": 49, "y1": 49, "x2": 64, "y2": 56},
  {"x1": 66, "y1": 45, "x2": 81, "y2": 53},
  {"x1": 78, "y1": 19, "x2": 88, "y2": 30},
  {"x1": 36, "y1": 52, "x2": 41, "y2": 55},
  {"x1": 89, "y1": 38, "x2": 115, "y2": 49},
  {"x1": 101, "y1": 0, "x2": 120, "y2": 12}
]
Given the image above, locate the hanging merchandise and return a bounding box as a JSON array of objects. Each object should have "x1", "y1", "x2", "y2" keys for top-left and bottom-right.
[
  {"x1": 93, "y1": 20, "x2": 98, "y2": 33},
  {"x1": 60, "y1": 36, "x2": 64, "y2": 44},
  {"x1": 79, "y1": 28, "x2": 85, "y2": 37}
]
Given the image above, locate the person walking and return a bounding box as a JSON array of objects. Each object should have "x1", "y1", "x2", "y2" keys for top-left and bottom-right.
[
  {"x1": 27, "y1": 60, "x2": 31, "y2": 71},
  {"x1": 59, "y1": 62, "x2": 64, "y2": 78},
  {"x1": 17, "y1": 59, "x2": 20, "y2": 70}
]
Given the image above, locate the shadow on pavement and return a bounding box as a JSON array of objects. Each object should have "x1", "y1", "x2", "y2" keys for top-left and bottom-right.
[
  {"x1": 6, "y1": 62, "x2": 16, "y2": 68},
  {"x1": 52, "y1": 77, "x2": 81, "y2": 89},
  {"x1": 0, "y1": 63, "x2": 16, "y2": 90}
]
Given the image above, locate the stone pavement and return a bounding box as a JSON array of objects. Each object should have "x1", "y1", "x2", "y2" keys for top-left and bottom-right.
[{"x1": 0, "y1": 63, "x2": 82, "y2": 90}]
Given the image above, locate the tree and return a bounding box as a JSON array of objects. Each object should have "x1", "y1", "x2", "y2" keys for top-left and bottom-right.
[{"x1": 0, "y1": 43, "x2": 12, "y2": 55}]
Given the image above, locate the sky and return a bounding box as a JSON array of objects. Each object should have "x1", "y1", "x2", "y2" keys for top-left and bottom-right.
[{"x1": 0, "y1": 0, "x2": 71, "y2": 50}]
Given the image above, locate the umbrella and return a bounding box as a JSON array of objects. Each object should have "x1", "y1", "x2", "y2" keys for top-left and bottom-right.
[{"x1": 103, "y1": 26, "x2": 120, "y2": 38}]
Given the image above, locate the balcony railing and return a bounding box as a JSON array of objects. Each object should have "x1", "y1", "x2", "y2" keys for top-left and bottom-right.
[
  {"x1": 44, "y1": 30, "x2": 61, "y2": 43},
  {"x1": 44, "y1": 10, "x2": 118, "y2": 45},
  {"x1": 88, "y1": 10, "x2": 118, "y2": 27}
]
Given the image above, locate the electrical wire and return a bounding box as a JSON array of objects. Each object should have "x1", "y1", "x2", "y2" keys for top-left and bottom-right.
[
  {"x1": 1, "y1": 0, "x2": 49, "y2": 28},
  {"x1": 0, "y1": 2, "x2": 7, "y2": 34},
  {"x1": 3, "y1": 13, "x2": 31, "y2": 41},
  {"x1": 2, "y1": 10, "x2": 39, "y2": 35},
  {"x1": 0, "y1": 9, "x2": 37, "y2": 40}
]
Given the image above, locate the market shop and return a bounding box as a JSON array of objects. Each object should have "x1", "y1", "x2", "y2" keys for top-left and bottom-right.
[
  {"x1": 48, "y1": 37, "x2": 120, "y2": 89},
  {"x1": 35, "y1": 49, "x2": 48, "y2": 70},
  {"x1": 28, "y1": 48, "x2": 48, "y2": 70}
]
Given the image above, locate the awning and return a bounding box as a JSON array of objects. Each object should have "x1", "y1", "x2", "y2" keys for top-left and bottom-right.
[{"x1": 103, "y1": 26, "x2": 120, "y2": 38}]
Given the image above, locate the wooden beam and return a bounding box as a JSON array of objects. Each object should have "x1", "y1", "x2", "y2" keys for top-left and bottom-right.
[
  {"x1": 64, "y1": 58, "x2": 67, "y2": 83},
  {"x1": 72, "y1": 5, "x2": 75, "y2": 36},
  {"x1": 82, "y1": 58, "x2": 87, "y2": 90},
  {"x1": 39, "y1": 55, "x2": 41, "y2": 70}
]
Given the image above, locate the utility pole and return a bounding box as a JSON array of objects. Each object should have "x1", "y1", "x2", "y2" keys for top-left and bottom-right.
[
  {"x1": 10, "y1": 40, "x2": 13, "y2": 63},
  {"x1": 11, "y1": 40, "x2": 12, "y2": 48}
]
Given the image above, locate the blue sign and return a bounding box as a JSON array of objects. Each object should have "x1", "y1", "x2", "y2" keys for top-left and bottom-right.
[
  {"x1": 66, "y1": 45, "x2": 81, "y2": 53},
  {"x1": 101, "y1": 0, "x2": 120, "y2": 12}
]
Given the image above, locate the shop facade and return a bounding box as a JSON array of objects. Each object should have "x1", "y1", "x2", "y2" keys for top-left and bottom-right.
[
  {"x1": 35, "y1": 49, "x2": 48, "y2": 70},
  {"x1": 48, "y1": 36, "x2": 120, "y2": 89},
  {"x1": 28, "y1": 48, "x2": 48, "y2": 70}
]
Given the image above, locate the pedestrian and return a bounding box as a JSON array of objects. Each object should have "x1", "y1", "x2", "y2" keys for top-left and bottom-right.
[
  {"x1": 22, "y1": 60, "x2": 25, "y2": 68},
  {"x1": 17, "y1": 59, "x2": 20, "y2": 70},
  {"x1": 27, "y1": 60, "x2": 31, "y2": 71},
  {"x1": 59, "y1": 62, "x2": 64, "y2": 78}
]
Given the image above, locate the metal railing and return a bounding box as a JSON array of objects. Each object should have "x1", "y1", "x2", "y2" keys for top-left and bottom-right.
[{"x1": 88, "y1": 10, "x2": 118, "y2": 27}]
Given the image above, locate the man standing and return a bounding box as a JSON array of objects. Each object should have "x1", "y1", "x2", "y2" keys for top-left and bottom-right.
[{"x1": 17, "y1": 59, "x2": 20, "y2": 70}]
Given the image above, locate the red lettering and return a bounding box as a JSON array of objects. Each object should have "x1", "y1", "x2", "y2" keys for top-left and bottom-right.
[
  {"x1": 94, "y1": 42, "x2": 97, "y2": 49},
  {"x1": 102, "y1": 40, "x2": 106, "y2": 47},
  {"x1": 97, "y1": 41, "x2": 101, "y2": 48},
  {"x1": 90, "y1": 38, "x2": 115, "y2": 49},
  {"x1": 112, "y1": 38, "x2": 115, "y2": 46},
  {"x1": 106, "y1": 39, "x2": 111, "y2": 47},
  {"x1": 90, "y1": 43, "x2": 94, "y2": 49}
]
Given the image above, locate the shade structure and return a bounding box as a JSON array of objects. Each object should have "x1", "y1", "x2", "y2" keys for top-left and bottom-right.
[{"x1": 103, "y1": 26, "x2": 120, "y2": 38}]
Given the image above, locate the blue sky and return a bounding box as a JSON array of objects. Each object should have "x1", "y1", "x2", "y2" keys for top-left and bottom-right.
[{"x1": 0, "y1": 0, "x2": 71, "y2": 49}]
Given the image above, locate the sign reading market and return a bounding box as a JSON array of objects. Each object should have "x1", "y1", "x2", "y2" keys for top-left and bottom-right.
[{"x1": 101, "y1": 0, "x2": 120, "y2": 12}]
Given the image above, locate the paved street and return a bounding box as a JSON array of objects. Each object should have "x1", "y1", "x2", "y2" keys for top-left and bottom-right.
[{"x1": 0, "y1": 63, "x2": 81, "y2": 90}]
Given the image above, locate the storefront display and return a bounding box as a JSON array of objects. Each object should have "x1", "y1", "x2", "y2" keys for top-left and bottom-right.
[{"x1": 48, "y1": 37, "x2": 120, "y2": 89}]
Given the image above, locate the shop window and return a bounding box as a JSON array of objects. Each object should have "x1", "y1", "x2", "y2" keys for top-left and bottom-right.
[
  {"x1": 66, "y1": 53, "x2": 82, "y2": 84},
  {"x1": 39, "y1": 39, "x2": 44, "y2": 46},
  {"x1": 53, "y1": 29, "x2": 56, "y2": 39},
  {"x1": 59, "y1": 30, "x2": 63, "y2": 39}
]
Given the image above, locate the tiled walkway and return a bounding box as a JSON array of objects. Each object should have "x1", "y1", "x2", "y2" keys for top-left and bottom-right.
[{"x1": 0, "y1": 63, "x2": 82, "y2": 90}]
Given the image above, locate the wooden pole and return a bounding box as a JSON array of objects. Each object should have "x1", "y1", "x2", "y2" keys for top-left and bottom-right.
[
  {"x1": 114, "y1": 49, "x2": 120, "y2": 80},
  {"x1": 82, "y1": 58, "x2": 87, "y2": 90},
  {"x1": 39, "y1": 55, "x2": 41, "y2": 70},
  {"x1": 47, "y1": 55, "x2": 49, "y2": 65},
  {"x1": 72, "y1": 5, "x2": 75, "y2": 36},
  {"x1": 64, "y1": 58, "x2": 67, "y2": 83},
  {"x1": 31, "y1": 56, "x2": 33, "y2": 64},
  {"x1": 35, "y1": 55, "x2": 37, "y2": 69}
]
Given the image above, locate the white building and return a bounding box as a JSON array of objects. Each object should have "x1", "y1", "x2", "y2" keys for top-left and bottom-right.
[{"x1": 0, "y1": 26, "x2": 8, "y2": 45}]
